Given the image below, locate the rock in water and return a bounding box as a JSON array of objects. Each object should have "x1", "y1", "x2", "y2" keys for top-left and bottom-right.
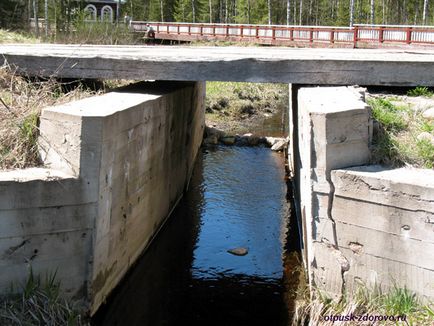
[
  {"x1": 227, "y1": 247, "x2": 248, "y2": 256},
  {"x1": 271, "y1": 139, "x2": 287, "y2": 151},
  {"x1": 220, "y1": 136, "x2": 236, "y2": 145}
]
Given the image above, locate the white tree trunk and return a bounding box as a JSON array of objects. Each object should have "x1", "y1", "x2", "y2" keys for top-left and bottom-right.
[
  {"x1": 160, "y1": 0, "x2": 164, "y2": 22},
  {"x1": 350, "y1": 0, "x2": 355, "y2": 26},
  {"x1": 192, "y1": 0, "x2": 196, "y2": 22},
  {"x1": 247, "y1": 0, "x2": 251, "y2": 24},
  {"x1": 209, "y1": 0, "x2": 212, "y2": 23},
  {"x1": 287, "y1": 0, "x2": 291, "y2": 25},
  {"x1": 268, "y1": 0, "x2": 272, "y2": 25},
  {"x1": 423, "y1": 0, "x2": 429, "y2": 25},
  {"x1": 299, "y1": 0, "x2": 302, "y2": 25},
  {"x1": 33, "y1": 0, "x2": 39, "y2": 36},
  {"x1": 370, "y1": 0, "x2": 375, "y2": 24}
]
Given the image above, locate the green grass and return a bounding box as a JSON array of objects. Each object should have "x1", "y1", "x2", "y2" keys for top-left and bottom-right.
[
  {"x1": 367, "y1": 97, "x2": 434, "y2": 169},
  {"x1": 0, "y1": 269, "x2": 88, "y2": 325},
  {"x1": 0, "y1": 29, "x2": 38, "y2": 43},
  {"x1": 407, "y1": 86, "x2": 434, "y2": 98},
  {"x1": 293, "y1": 284, "x2": 434, "y2": 325},
  {"x1": 369, "y1": 98, "x2": 408, "y2": 132}
]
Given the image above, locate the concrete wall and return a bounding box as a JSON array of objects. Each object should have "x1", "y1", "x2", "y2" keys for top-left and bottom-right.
[
  {"x1": 0, "y1": 81, "x2": 205, "y2": 313},
  {"x1": 293, "y1": 86, "x2": 434, "y2": 302}
]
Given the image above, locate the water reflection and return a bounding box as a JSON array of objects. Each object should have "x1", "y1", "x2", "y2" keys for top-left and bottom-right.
[{"x1": 93, "y1": 146, "x2": 291, "y2": 326}]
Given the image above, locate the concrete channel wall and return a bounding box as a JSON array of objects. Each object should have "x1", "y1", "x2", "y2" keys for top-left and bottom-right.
[
  {"x1": 0, "y1": 81, "x2": 205, "y2": 314},
  {"x1": 294, "y1": 86, "x2": 434, "y2": 302}
]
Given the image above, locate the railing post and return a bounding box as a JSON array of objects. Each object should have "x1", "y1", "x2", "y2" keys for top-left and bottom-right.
[
  {"x1": 353, "y1": 25, "x2": 358, "y2": 48},
  {"x1": 213, "y1": 25, "x2": 216, "y2": 37},
  {"x1": 406, "y1": 27, "x2": 412, "y2": 44},
  {"x1": 272, "y1": 27, "x2": 276, "y2": 41},
  {"x1": 379, "y1": 26, "x2": 384, "y2": 43},
  {"x1": 255, "y1": 26, "x2": 259, "y2": 39},
  {"x1": 167, "y1": 24, "x2": 169, "y2": 34},
  {"x1": 290, "y1": 28, "x2": 294, "y2": 41},
  {"x1": 177, "y1": 24, "x2": 180, "y2": 35},
  {"x1": 200, "y1": 24, "x2": 203, "y2": 36},
  {"x1": 188, "y1": 25, "x2": 191, "y2": 35},
  {"x1": 330, "y1": 29, "x2": 335, "y2": 44},
  {"x1": 240, "y1": 25, "x2": 244, "y2": 38},
  {"x1": 226, "y1": 25, "x2": 229, "y2": 38},
  {"x1": 309, "y1": 28, "x2": 313, "y2": 43},
  {"x1": 157, "y1": 24, "x2": 160, "y2": 33}
]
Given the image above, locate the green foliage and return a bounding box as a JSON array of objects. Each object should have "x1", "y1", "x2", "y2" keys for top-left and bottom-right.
[
  {"x1": 294, "y1": 283, "x2": 434, "y2": 326},
  {"x1": 367, "y1": 96, "x2": 434, "y2": 169},
  {"x1": 383, "y1": 286, "x2": 419, "y2": 316},
  {"x1": 407, "y1": 86, "x2": 434, "y2": 98},
  {"x1": 416, "y1": 139, "x2": 434, "y2": 169},
  {"x1": 369, "y1": 98, "x2": 408, "y2": 133},
  {"x1": 0, "y1": 0, "x2": 28, "y2": 30},
  {"x1": 0, "y1": 29, "x2": 37, "y2": 43}
]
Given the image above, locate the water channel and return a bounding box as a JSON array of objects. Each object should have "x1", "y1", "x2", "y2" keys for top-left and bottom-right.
[{"x1": 93, "y1": 98, "x2": 301, "y2": 325}]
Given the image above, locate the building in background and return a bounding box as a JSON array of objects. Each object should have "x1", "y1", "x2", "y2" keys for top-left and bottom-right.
[{"x1": 83, "y1": 0, "x2": 127, "y2": 23}]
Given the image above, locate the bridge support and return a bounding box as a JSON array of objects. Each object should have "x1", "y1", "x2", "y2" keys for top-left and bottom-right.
[
  {"x1": 0, "y1": 81, "x2": 205, "y2": 314},
  {"x1": 290, "y1": 86, "x2": 434, "y2": 302}
]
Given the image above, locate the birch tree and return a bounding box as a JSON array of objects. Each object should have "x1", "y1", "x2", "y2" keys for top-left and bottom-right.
[{"x1": 423, "y1": 0, "x2": 429, "y2": 24}]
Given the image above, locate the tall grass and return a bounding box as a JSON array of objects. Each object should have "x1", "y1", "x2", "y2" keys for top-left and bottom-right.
[
  {"x1": 368, "y1": 97, "x2": 434, "y2": 169},
  {"x1": 0, "y1": 269, "x2": 88, "y2": 326},
  {"x1": 54, "y1": 11, "x2": 139, "y2": 45},
  {"x1": 292, "y1": 283, "x2": 434, "y2": 325},
  {"x1": 0, "y1": 66, "x2": 98, "y2": 169}
]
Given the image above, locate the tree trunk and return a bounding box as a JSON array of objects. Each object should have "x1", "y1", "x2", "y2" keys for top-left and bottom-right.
[
  {"x1": 224, "y1": 0, "x2": 228, "y2": 23},
  {"x1": 370, "y1": 0, "x2": 375, "y2": 24},
  {"x1": 350, "y1": 0, "x2": 355, "y2": 26},
  {"x1": 209, "y1": 0, "x2": 212, "y2": 22},
  {"x1": 423, "y1": 0, "x2": 429, "y2": 24},
  {"x1": 268, "y1": 0, "x2": 272, "y2": 25},
  {"x1": 44, "y1": 0, "x2": 48, "y2": 37},
  {"x1": 160, "y1": 0, "x2": 164, "y2": 22},
  {"x1": 286, "y1": 0, "x2": 291, "y2": 25},
  {"x1": 33, "y1": 0, "x2": 39, "y2": 36},
  {"x1": 299, "y1": 0, "x2": 302, "y2": 25},
  {"x1": 247, "y1": 0, "x2": 251, "y2": 24},
  {"x1": 192, "y1": 0, "x2": 196, "y2": 22}
]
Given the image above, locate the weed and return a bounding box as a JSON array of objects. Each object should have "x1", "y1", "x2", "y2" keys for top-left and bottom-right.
[
  {"x1": 416, "y1": 139, "x2": 434, "y2": 169},
  {"x1": 0, "y1": 268, "x2": 88, "y2": 326},
  {"x1": 292, "y1": 283, "x2": 434, "y2": 326},
  {"x1": 383, "y1": 286, "x2": 418, "y2": 316},
  {"x1": 0, "y1": 66, "x2": 98, "y2": 169},
  {"x1": 407, "y1": 86, "x2": 433, "y2": 98},
  {"x1": 368, "y1": 98, "x2": 407, "y2": 133}
]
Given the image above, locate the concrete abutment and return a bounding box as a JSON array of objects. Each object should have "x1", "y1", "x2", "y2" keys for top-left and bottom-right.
[
  {"x1": 0, "y1": 81, "x2": 205, "y2": 313},
  {"x1": 290, "y1": 85, "x2": 434, "y2": 302}
]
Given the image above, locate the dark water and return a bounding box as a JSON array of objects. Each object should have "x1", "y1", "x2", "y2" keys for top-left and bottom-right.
[{"x1": 93, "y1": 145, "x2": 299, "y2": 326}]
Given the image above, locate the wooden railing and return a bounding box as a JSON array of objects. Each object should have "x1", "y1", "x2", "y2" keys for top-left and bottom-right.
[{"x1": 130, "y1": 21, "x2": 434, "y2": 47}]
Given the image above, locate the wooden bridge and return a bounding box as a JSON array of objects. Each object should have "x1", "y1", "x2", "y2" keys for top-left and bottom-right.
[{"x1": 131, "y1": 22, "x2": 434, "y2": 48}]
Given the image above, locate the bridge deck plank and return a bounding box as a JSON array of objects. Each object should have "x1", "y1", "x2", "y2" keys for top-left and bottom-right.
[{"x1": 1, "y1": 44, "x2": 434, "y2": 86}]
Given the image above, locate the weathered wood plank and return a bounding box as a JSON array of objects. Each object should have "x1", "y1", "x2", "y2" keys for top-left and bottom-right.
[{"x1": 1, "y1": 44, "x2": 434, "y2": 85}]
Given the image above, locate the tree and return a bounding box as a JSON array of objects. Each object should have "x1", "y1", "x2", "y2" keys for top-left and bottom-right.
[{"x1": 423, "y1": 0, "x2": 429, "y2": 24}]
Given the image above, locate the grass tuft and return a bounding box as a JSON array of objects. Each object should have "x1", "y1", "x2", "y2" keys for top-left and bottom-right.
[
  {"x1": 367, "y1": 97, "x2": 434, "y2": 169},
  {"x1": 407, "y1": 86, "x2": 433, "y2": 98},
  {"x1": 0, "y1": 268, "x2": 88, "y2": 326},
  {"x1": 292, "y1": 283, "x2": 434, "y2": 325},
  {"x1": 0, "y1": 66, "x2": 98, "y2": 170}
]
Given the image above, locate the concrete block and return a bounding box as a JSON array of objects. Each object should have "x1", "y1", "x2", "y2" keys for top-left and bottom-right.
[
  {"x1": 332, "y1": 196, "x2": 434, "y2": 243},
  {"x1": 332, "y1": 166, "x2": 434, "y2": 212}
]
